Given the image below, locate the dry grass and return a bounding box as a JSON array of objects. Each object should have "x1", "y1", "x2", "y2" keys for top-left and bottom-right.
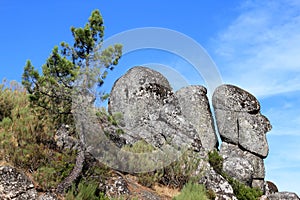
[{"x1": 153, "y1": 184, "x2": 180, "y2": 199}]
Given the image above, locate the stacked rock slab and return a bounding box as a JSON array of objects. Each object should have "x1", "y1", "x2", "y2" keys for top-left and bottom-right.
[
  {"x1": 212, "y1": 84, "x2": 272, "y2": 190},
  {"x1": 175, "y1": 85, "x2": 218, "y2": 151}
]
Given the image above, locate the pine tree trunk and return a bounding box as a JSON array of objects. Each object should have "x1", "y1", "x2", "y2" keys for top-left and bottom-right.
[{"x1": 56, "y1": 145, "x2": 85, "y2": 194}]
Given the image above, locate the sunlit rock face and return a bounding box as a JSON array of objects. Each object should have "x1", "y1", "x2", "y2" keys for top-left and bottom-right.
[
  {"x1": 175, "y1": 85, "x2": 218, "y2": 151},
  {"x1": 108, "y1": 66, "x2": 203, "y2": 152},
  {"x1": 213, "y1": 84, "x2": 272, "y2": 190}
]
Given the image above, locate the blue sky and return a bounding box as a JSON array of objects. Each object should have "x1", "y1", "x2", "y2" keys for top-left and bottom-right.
[{"x1": 1, "y1": 0, "x2": 299, "y2": 194}]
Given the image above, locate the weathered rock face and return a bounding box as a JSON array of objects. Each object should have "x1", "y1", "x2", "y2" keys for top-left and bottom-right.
[
  {"x1": 212, "y1": 84, "x2": 260, "y2": 112},
  {"x1": 105, "y1": 176, "x2": 130, "y2": 198},
  {"x1": 109, "y1": 66, "x2": 172, "y2": 129},
  {"x1": 265, "y1": 192, "x2": 300, "y2": 200},
  {"x1": 220, "y1": 142, "x2": 265, "y2": 181},
  {"x1": 108, "y1": 66, "x2": 202, "y2": 152},
  {"x1": 54, "y1": 124, "x2": 79, "y2": 150},
  {"x1": 265, "y1": 181, "x2": 279, "y2": 195},
  {"x1": 213, "y1": 84, "x2": 271, "y2": 158},
  {"x1": 38, "y1": 193, "x2": 58, "y2": 200},
  {"x1": 223, "y1": 157, "x2": 254, "y2": 185},
  {"x1": 0, "y1": 165, "x2": 38, "y2": 200},
  {"x1": 213, "y1": 84, "x2": 272, "y2": 189},
  {"x1": 199, "y1": 166, "x2": 237, "y2": 200},
  {"x1": 175, "y1": 85, "x2": 218, "y2": 151}
]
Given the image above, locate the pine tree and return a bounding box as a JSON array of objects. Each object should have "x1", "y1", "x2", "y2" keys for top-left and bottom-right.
[
  {"x1": 22, "y1": 9, "x2": 122, "y2": 193},
  {"x1": 22, "y1": 9, "x2": 122, "y2": 127}
]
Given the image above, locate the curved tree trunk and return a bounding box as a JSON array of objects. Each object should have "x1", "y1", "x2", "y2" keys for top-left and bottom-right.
[{"x1": 56, "y1": 145, "x2": 85, "y2": 194}]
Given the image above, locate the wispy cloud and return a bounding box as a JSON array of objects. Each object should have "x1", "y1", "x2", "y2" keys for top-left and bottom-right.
[
  {"x1": 212, "y1": 0, "x2": 300, "y2": 195},
  {"x1": 212, "y1": 0, "x2": 300, "y2": 97}
]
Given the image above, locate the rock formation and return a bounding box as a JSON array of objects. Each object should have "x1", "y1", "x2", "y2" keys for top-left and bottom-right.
[
  {"x1": 175, "y1": 85, "x2": 218, "y2": 151},
  {"x1": 0, "y1": 166, "x2": 38, "y2": 200},
  {"x1": 212, "y1": 84, "x2": 272, "y2": 191},
  {"x1": 108, "y1": 67, "x2": 207, "y2": 152},
  {"x1": 1, "y1": 66, "x2": 299, "y2": 199}
]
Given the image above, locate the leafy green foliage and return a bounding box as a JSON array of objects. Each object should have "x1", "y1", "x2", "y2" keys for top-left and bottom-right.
[
  {"x1": 0, "y1": 82, "x2": 77, "y2": 192},
  {"x1": 0, "y1": 80, "x2": 17, "y2": 121},
  {"x1": 173, "y1": 181, "x2": 209, "y2": 200},
  {"x1": 125, "y1": 148, "x2": 202, "y2": 189}
]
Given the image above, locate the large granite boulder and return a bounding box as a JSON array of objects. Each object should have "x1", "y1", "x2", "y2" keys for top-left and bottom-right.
[
  {"x1": 213, "y1": 84, "x2": 271, "y2": 158},
  {"x1": 175, "y1": 85, "x2": 218, "y2": 151},
  {"x1": 108, "y1": 66, "x2": 202, "y2": 152},
  {"x1": 222, "y1": 157, "x2": 254, "y2": 185},
  {"x1": 212, "y1": 84, "x2": 260, "y2": 112},
  {"x1": 220, "y1": 142, "x2": 265, "y2": 185},
  {"x1": 213, "y1": 84, "x2": 271, "y2": 190},
  {"x1": 0, "y1": 165, "x2": 38, "y2": 200}
]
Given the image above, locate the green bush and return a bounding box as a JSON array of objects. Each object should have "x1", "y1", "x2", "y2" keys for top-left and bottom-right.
[
  {"x1": 173, "y1": 181, "x2": 209, "y2": 200},
  {"x1": 208, "y1": 150, "x2": 262, "y2": 200},
  {"x1": 65, "y1": 181, "x2": 108, "y2": 200},
  {"x1": 0, "y1": 82, "x2": 78, "y2": 192},
  {"x1": 226, "y1": 176, "x2": 262, "y2": 200},
  {"x1": 208, "y1": 149, "x2": 223, "y2": 174},
  {"x1": 33, "y1": 150, "x2": 76, "y2": 190},
  {"x1": 0, "y1": 83, "x2": 54, "y2": 169},
  {"x1": 160, "y1": 151, "x2": 201, "y2": 189}
]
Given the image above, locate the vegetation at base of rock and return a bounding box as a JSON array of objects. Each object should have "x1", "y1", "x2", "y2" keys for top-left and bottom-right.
[
  {"x1": 33, "y1": 150, "x2": 77, "y2": 190},
  {"x1": 173, "y1": 181, "x2": 209, "y2": 200},
  {"x1": 226, "y1": 176, "x2": 263, "y2": 200},
  {"x1": 65, "y1": 180, "x2": 108, "y2": 200},
  {"x1": 122, "y1": 140, "x2": 156, "y2": 153},
  {"x1": 132, "y1": 150, "x2": 202, "y2": 189},
  {"x1": 208, "y1": 149, "x2": 223, "y2": 174},
  {"x1": 0, "y1": 81, "x2": 53, "y2": 170},
  {"x1": 208, "y1": 149, "x2": 262, "y2": 200},
  {"x1": 160, "y1": 151, "x2": 202, "y2": 189},
  {"x1": 206, "y1": 188, "x2": 217, "y2": 199}
]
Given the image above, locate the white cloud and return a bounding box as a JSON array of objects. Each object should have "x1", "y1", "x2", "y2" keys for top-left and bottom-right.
[
  {"x1": 212, "y1": 0, "x2": 300, "y2": 195},
  {"x1": 212, "y1": 0, "x2": 300, "y2": 97}
]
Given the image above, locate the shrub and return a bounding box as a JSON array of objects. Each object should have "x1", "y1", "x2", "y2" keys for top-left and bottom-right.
[
  {"x1": 207, "y1": 150, "x2": 262, "y2": 200},
  {"x1": 0, "y1": 82, "x2": 54, "y2": 169},
  {"x1": 0, "y1": 80, "x2": 18, "y2": 121},
  {"x1": 33, "y1": 150, "x2": 76, "y2": 190},
  {"x1": 208, "y1": 149, "x2": 223, "y2": 174},
  {"x1": 173, "y1": 181, "x2": 209, "y2": 200},
  {"x1": 65, "y1": 181, "x2": 108, "y2": 200},
  {"x1": 226, "y1": 176, "x2": 262, "y2": 200},
  {"x1": 160, "y1": 151, "x2": 201, "y2": 189},
  {"x1": 0, "y1": 81, "x2": 78, "y2": 192}
]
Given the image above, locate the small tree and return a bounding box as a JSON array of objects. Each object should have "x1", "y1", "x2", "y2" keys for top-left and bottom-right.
[
  {"x1": 22, "y1": 9, "x2": 122, "y2": 193},
  {"x1": 22, "y1": 9, "x2": 122, "y2": 127}
]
